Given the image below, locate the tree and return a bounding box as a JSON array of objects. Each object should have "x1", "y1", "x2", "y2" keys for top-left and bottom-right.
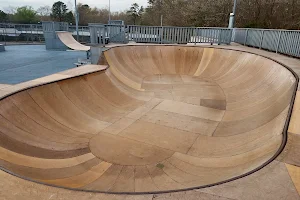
[
  {"x1": 0, "y1": 10, "x2": 8, "y2": 22},
  {"x1": 51, "y1": 1, "x2": 68, "y2": 22},
  {"x1": 127, "y1": 3, "x2": 144, "y2": 25},
  {"x1": 77, "y1": 4, "x2": 91, "y2": 25},
  {"x1": 13, "y1": 6, "x2": 38, "y2": 24},
  {"x1": 65, "y1": 11, "x2": 75, "y2": 24},
  {"x1": 37, "y1": 6, "x2": 51, "y2": 21},
  {"x1": 140, "y1": 0, "x2": 300, "y2": 29},
  {"x1": 37, "y1": 6, "x2": 51, "y2": 16}
]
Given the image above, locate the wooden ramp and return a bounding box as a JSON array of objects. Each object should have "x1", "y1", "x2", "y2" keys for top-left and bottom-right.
[
  {"x1": 0, "y1": 45, "x2": 297, "y2": 194},
  {"x1": 56, "y1": 31, "x2": 90, "y2": 51}
]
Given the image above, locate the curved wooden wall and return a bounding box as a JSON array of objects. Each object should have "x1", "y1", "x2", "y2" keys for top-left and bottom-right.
[{"x1": 0, "y1": 46, "x2": 297, "y2": 193}]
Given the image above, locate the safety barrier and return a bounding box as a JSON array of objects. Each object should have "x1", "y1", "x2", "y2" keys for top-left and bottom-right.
[
  {"x1": 0, "y1": 23, "x2": 44, "y2": 43},
  {"x1": 89, "y1": 24, "x2": 232, "y2": 45},
  {"x1": 89, "y1": 24, "x2": 127, "y2": 45},
  {"x1": 2, "y1": 22, "x2": 300, "y2": 58},
  {"x1": 68, "y1": 25, "x2": 90, "y2": 43},
  {"x1": 128, "y1": 26, "x2": 232, "y2": 45},
  {"x1": 233, "y1": 28, "x2": 300, "y2": 58}
]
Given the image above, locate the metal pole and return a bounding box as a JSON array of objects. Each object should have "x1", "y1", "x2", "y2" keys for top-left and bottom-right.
[
  {"x1": 276, "y1": 30, "x2": 282, "y2": 53},
  {"x1": 75, "y1": 0, "x2": 79, "y2": 41},
  {"x1": 232, "y1": 0, "x2": 237, "y2": 27},
  {"x1": 259, "y1": 30, "x2": 265, "y2": 49},
  {"x1": 109, "y1": 0, "x2": 111, "y2": 22},
  {"x1": 160, "y1": 15, "x2": 163, "y2": 26}
]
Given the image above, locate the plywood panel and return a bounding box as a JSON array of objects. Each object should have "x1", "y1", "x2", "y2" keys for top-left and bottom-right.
[{"x1": 0, "y1": 45, "x2": 297, "y2": 193}]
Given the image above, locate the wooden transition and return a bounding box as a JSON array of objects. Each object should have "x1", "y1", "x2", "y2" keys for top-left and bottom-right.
[
  {"x1": 0, "y1": 46, "x2": 297, "y2": 193},
  {"x1": 56, "y1": 31, "x2": 90, "y2": 51}
]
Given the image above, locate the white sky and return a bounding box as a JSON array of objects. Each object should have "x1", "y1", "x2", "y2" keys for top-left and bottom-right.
[{"x1": 0, "y1": 0, "x2": 148, "y2": 12}]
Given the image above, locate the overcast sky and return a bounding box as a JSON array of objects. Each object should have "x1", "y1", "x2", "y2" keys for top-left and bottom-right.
[{"x1": 0, "y1": 0, "x2": 149, "y2": 12}]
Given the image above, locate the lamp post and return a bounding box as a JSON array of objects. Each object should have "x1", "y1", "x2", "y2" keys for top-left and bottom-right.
[
  {"x1": 75, "y1": 0, "x2": 79, "y2": 41},
  {"x1": 228, "y1": 0, "x2": 237, "y2": 28},
  {"x1": 232, "y1": 0, "x2": 237, "y2": 27},
  {"x1": 109, "y1": 0, "x2": 111, "y2": 23}
]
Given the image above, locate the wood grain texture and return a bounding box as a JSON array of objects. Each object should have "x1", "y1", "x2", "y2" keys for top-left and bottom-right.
[
  {"x1": 0, "y1": 45, "x2": 297, "y2": 193},
  {"x1": 289, "y1": 92, "x2": 300, "y2": 135},
  {"x1": 56, "y1": 31, "x2": 90, "y2": 51},
  {"x1": 286, "y1": 164, "x2": 300, "y2": 195}
]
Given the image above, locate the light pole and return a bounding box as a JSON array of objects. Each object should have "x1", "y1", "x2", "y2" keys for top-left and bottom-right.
[
  {"x1": 228, "y1": 0, "x2": 237, "y2": 28},
  {"x1": 232, "y1": 0, "x2": 237, "y2": 27},
  {"x1": 108, "y1": 0, "x2": 111, "y2": 22},
  {"x1": 75, "y1": 0, "x2": 79, "y2": 41}
]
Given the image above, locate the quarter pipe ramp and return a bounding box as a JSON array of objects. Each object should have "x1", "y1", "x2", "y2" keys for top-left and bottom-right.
[{"x1": 56, "y1": 31, "x2": 90, "y2": 51}]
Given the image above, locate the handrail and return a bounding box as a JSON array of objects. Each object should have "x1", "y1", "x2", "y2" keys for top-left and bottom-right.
[{"x1": 233, "y1": 28, "x2": 300, "y2": 58}]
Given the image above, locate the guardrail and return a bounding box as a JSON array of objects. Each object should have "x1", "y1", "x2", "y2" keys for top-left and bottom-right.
[
  {"x1": 42, "y1": 21, "x2": 69, "y2": 32},
  {"x1": 2, "y1": 22, "x2": 300, "y2": 59},
  {"x1": 0, "y1": 23, "x2": 88, "y2": 44},
  {"x1": 0, "y1": 23, "x2": 44, "y2": 43},
  {"x1": 233, "y1": 28, "x2": 300, "y2": 58},
  {"x1": 128, "y1": 26, "x2": 232, "y2": 45},
  {"x1": 89, "y1": 24, "x2": 127, "y2": 45},
  {"x1": 68, "y1": 25, "x2": 90, "y2": 43},
  {"x1": 106, "y1": 24, "x2": 127, "y2": 43}
]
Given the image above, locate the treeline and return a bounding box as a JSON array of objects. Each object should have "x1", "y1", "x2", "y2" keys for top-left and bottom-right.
[
  {"x1": 0, "y1": 0, "x2": 299, "y2": 29},
  {"x1": 0, "y1": 3, "x2": 72, "y2": 24},
  {"x1": 142, "y1": 0, "x2": 300, "y2": 29},
  {"x1": 0, "y1": 1, "x2": 127, "y2": 25}
]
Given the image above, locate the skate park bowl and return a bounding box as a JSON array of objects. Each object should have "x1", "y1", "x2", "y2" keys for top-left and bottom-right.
[{"x1": 0, "y1": 45, "x2": 298, "y2": 194}]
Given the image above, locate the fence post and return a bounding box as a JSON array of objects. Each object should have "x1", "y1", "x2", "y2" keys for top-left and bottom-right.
[
  {"x1": 52, "y1": 22, "x2": 55, "y2": 39},
  {"x1": 30, "y1": 24, "x2": 33, "y2": 42},
  {"x1": 125, "y1": 26, "x2": 129, "y2": 43},
  {"x1": 259, "y1": 30, "x2": 265, "y2": 49},
  {"x1": 218, "y1": 29, "x2": 222, "y2": 45},
  {"x1": 276, "y1": 30, "x2": 282, "y2": 53},
  {"x1": 80, "y1": 27, "x2": 82, "y2": 43},
  {"x1": 230, "y1": 29, "x2": 233, "y2": 44},
  {"x1": 4, "y1": 27, "x2": 6, "y2": 45},
  {"x1": 244, "y1": 29, "x2": 249, "y2": 45},
  {"x1": 14, "y1": 25, "x2": 17, "y2": 42},
  {"x1": 160, "y1": 26, "x2": 164, "y2": 44},
  {"x1": 194, "y1": 28, "x2": 197, "y2": 45}
]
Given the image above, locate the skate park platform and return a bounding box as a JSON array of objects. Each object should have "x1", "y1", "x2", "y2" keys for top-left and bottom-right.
[
  {"x1": 0, "y1": 45, "x2": 85, "y2": 84},
  {"x1": 0, "y1": 44, "x2": 300, "y2": 200}
]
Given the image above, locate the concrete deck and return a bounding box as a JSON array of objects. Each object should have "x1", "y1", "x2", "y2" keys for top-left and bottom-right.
[{"x1": 0, "y1": 45, "x2": 85, "y2": 84}]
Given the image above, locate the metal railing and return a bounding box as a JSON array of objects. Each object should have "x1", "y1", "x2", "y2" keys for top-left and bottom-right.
[
  {"x1": 69, "y1": 25, "x2": 90, "y2": 43},
  {"x1": 233, "y1": 28, "x2": 300, "y2": 58},
  {"x1": 128, "y1": 26, "x2": 232, "y2": 45},
  {"x1": 90, "y1": 25, "x2": 232, "y2": 45},
  {"x1": 0, "y1": 23, "x2": 45, "y2": 43},
  {"x1": 42, "y1": 21, "x2": 69, "y2": 32},
  {"x1": 0, "y1": 23, "x2": 89, "y2": 44},
  {"x1": 89, "y1": 24, "x2": 107, "y2": 45},
  {"x1": 89, "y1": 24, "x2": 127, "y2": 45},
  {"x1": 106, "y1": 24, "x2": 127, "y2": 43},
  {"x1": 2, "y1": 22, "x2": 300, "y2": 59}
]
